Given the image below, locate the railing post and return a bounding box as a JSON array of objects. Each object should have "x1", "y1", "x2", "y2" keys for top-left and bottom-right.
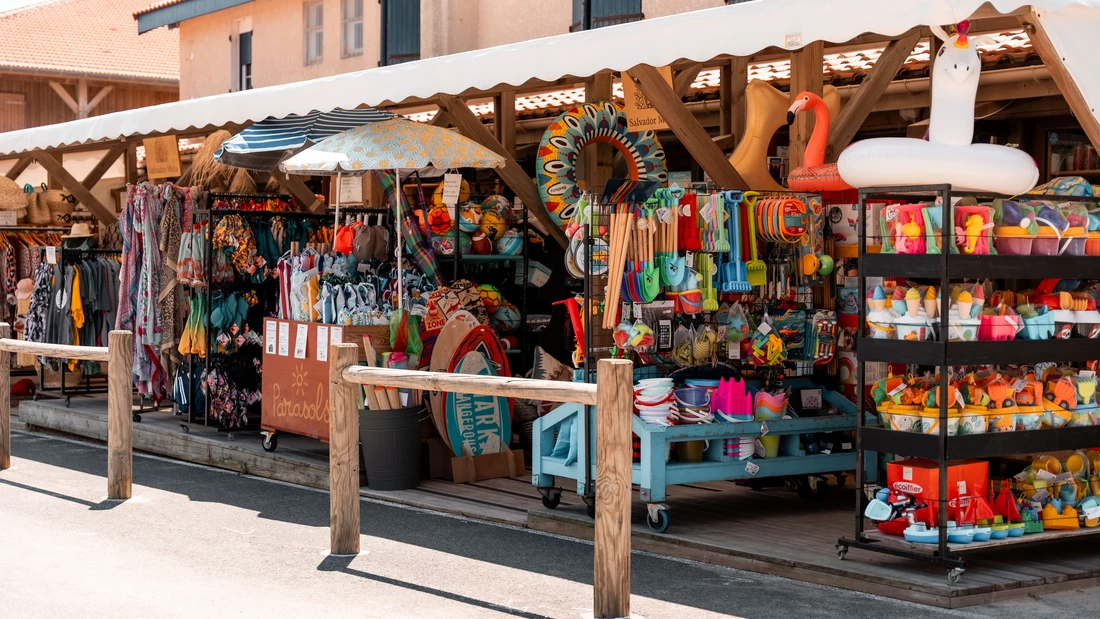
[
  {"x1": 0, "y1": 323, "x2": 10, "y2": 471},
  {"x1": 107, "y1": 330, "x2": 133, "y2": 500},
  {"x1": 329, "y1": 343, "x2": 361, "y2": 555},
  {"x1": 593, "y1": 358, "x2": 633, "y2": 618}
]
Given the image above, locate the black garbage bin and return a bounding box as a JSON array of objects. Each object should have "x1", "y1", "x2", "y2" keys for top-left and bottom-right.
[{"x1": 358, "y1": 405, "x2": 425, "y2": 491}]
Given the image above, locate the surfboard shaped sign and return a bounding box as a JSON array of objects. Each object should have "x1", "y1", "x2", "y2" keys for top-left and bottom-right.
[
  {"x1": 428, "y1": 311, "x2": 481, "y2": 451},
  {"x1": 445, "y1": 351, "x2": 511, "y2": 457}
]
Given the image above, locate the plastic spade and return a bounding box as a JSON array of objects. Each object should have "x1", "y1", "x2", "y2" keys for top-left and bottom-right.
[
  {"x1": 744, "y1": 192, "x2": 767, "y2": 287},
  {"x1": 720, "y1": 191, "x2": 750, "y2": 292}
]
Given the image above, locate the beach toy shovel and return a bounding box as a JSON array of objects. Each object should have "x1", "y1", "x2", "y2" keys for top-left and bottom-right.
[
  {"x1": 744, "y1": 193, "x2": 767, "y2": 287},
  {"x1": 721, "y1": 192, "x2": 751, "y2": 292}
]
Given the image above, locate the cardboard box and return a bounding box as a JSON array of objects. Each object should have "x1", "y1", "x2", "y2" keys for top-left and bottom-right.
[{"x1": 887, "y1": 458, "x2": 989, "y2": 508}]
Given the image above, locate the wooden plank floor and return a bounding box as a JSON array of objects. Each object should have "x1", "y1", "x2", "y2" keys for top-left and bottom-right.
[{"x1": 17, "y1": 396, "x2": 1100, "y2": 607}]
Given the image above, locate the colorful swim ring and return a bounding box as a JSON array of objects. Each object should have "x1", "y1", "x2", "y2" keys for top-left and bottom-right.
[{"x1": 537, "y1": 101, "x2": 666, "y2": 227}]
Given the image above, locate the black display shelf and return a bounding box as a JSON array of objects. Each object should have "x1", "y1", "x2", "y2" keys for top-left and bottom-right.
[
  {"x1": 862, "y1": 254, "x2": 941, "y2": 278},
  {"x1": 862, "y1": 425, "x2": 1100, "y2": 460},
  {"x1": 949, "y1": 255, "x2": 1100, "y2": 280},
  {"x1": 857, "y1": 337, "x2": 1100, "y2": 366}
]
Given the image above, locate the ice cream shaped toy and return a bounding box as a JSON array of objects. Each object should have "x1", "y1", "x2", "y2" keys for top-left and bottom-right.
[
  {"x1": 957, "y1": 290, "x2": 974, "y2": 320},
  {"x1": 925, "y1": 286, "x2": 939, "y2": 319},
  {"x1": 905, "y1": 287, "x2": 922, "y2": 318},
  {"x1": 892, "y1": 286, "x2": 908, "y2": 316},
  {"x1": 869, "y1": 285, "x2": 887, "y2": 312}
]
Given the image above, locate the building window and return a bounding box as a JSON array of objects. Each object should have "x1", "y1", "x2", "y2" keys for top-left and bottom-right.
[
  {"x1": 342, "y1": 0, "x2": 364, "y2": 57},
  {"x1": 239, "y1": 30, "x2": 253, "y2": 90},
  {"x1": 380, "y1": 0, "x2": 420, "y2": 65},
  {"x1": 304, "y1": 1, "x2": 324, "y2": 65},
  {"x1": 571, "y1": 0, "x2": 642, "y2": 31}
]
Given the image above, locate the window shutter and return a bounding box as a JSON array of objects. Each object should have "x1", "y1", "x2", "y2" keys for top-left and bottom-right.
[
  {"x1": 570, "y1": 0, "x2": 585, "y2": 32},
  {"x1": 383, "y1": 0, "x2": 420, "y2": 65},
  {"x1": 239, "y1": 31, "x2": 253, "y2": 65},
  {"x1": 591, "y1": 0, "x2": 642, "y2": 28}
]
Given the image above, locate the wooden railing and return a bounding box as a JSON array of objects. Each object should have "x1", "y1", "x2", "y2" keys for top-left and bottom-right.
[
  {"x1": 0, "y1": 323, "x2": 134, "y2": 500},
  {"x1": 329, "y1": 343, "x2": 634, "y2": 619}
]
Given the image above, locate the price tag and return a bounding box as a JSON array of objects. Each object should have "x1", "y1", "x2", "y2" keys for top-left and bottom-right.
[
  {"x1": 957, "y1": 481, "x2": 967, "y2": 496},
  {"x1": 955, "y1": 389, "x2": 965, "y2": 408},
  {"x1": 0, "y1": 211, "x2": 16, "y2": 226},
  {"x1": 1013, "y1": 378, "x2": 1028, "y2": 392},
  {"x1": 1052, "y1": 472, "x2": 1075, "y2": 483},
  {"x1": 277, "y1": 322, "x2": 290, "y2": 356},
  {"x1": 621, "y1": 302, "x2": 631, "y2": 321},
  {"x1": 1035, "y1": 469, "x2": 1056, "y2": 482},
  {"x1": 264, "y1": 320, "x2": 277, "y2": 355},
  {"x1": 656, "y1": 207, "x2": 672, "y2": 224},
  {"x1": 1014, "y1": 470, "x2": 1030, "y2": 481},
  {"x1": 728, "y1": 342, "x2": 740, "y2": 360},
  {"x1": 1031, "y1": 488, "x2": 1050, "y2": 502},
  {"x1": 294, "y1": 323, "x2": 309, "y2": 359},
  {"x1": 784, "y1": 32, "x2": 803, "y2": 49},
  {"x1": 754, "y1": 439, "x2": 766, "y2": 458},
  {"x1": 745, "y1": 461, "x2": 760, "y2": 476},
  {"x1": 757, "y1": 321, "x2": 773, "y2": 336},
  {"x1": 1085, "y1": 505, "x2": 1100, "y2": 520},
  {"x1": 759, "y1": 421, "x2": 769, "y2": 437},
  {"x1": 441, "y1": 173, "x2": 463, "y2": 206},
  {"x1": 316, "y1": 326, "x2": 329, "y2": 362},
  {"x1": 330, "y1": 326, "x2": 343, "y2": 348},
  {"x1": 887, "y1": 383, "x2": 907, "y2": 397},
  {"x1": 410, "y1": 303, "x2": 428, "y2": 317},
  {"x1": 46, "y1": 246, "x2": 56, "y2": 264}
]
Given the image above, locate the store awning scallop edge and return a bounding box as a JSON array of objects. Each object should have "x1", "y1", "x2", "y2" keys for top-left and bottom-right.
[{"x1": 0, "y1": 0, "x2": 1097, "y2": 157}]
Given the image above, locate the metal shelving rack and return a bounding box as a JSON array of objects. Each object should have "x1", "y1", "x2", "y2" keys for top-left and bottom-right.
[{"x1": 837, "y1": 185, "x2": 1100, "y2": 584}]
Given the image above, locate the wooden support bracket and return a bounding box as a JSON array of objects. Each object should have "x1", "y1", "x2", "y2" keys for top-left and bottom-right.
[
  {"x1": 826, "y1": 30, "x2": 922, "y2": 161},
  {"x1": 1021, "y1": 11, "x2": 1100, "y2": 151},
  {"x1": 271, "y1": 169, "x2": 325, "y2": 213},
  {"x1": 4, "y1": 155, "x2": 33, "y2": 181},
  {"x1": 33, "y1": 150, "x2": 117, "y2": 224},
  {"x1": 437, "y1": 94, "x2": 568, "y2": 248},
  {"x1": 631, "y1": 63, "x2": 747, "y2": 189},
  {"x1": 719, "y1": 58, "x2": 748, "y2": 145},
  {"x1": 673, "y1": 62, "x2": 705, "y2": 98},
  {"x1": 788, "y1": 41, "x2": 824, "y2": 170},
  {"x1": 82, "y1": 143, "x2": 128, "y2": 189}
]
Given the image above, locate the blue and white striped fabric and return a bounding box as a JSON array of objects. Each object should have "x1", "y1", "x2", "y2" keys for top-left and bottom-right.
[{"x1": 215, "y1": 107, "x2": 397, "y2": 171}]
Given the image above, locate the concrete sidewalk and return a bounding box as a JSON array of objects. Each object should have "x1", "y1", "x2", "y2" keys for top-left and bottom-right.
[{"x1": 1, "y1": 431, "x2": 1096, "y2": 619}]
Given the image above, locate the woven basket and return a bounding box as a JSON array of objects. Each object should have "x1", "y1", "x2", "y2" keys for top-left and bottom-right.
[
  {"x1": 14, "y1": 331, "x2": 34, "y2": 368},
  {"x1": 42, "y1": 189, "x2": 74, "y2": 218},
  {"x1": 0, "y1": 177, "x2": 25, "y2": 211},
  {"x1": 26, "y1": 192, "x2": 51, "y2": 224}
]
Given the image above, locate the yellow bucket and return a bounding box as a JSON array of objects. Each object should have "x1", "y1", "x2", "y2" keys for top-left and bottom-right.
[{"x1": 920, "y1": 407, "x2": 960, "y2": 436}]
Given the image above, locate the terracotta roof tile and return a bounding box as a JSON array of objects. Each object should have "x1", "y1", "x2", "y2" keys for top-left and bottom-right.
[
  {"x1": 0, "y1": 0, "x2": 179, "y2": 81},
  {"x1": 133, "y1": 0, "x2": 187, "y2": 18}
]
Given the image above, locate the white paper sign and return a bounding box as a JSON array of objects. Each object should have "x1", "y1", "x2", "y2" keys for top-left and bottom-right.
[
  {"x1": 294, "y1": 324, "x2": 309, "y2": 359},
  {"x1": 1031, "y1": 488, "x2": 1050, "y2": 502},
  {"x1": 316, "y1": 326, "x2": 329, "y2": 362},
  {"x1": 441, "y1": 173, "x2": 462, "y2": 206},
  {"x1": 757, "y1": 321, "x2": 773, "y2": 336},
  {"x1": 760, "y1": 421, "x2": 769, "y2": 437},
  {"x1": 337, "y1": 175, "x2": 363, "y2": 205},
  {"x1": 264, "y1": 320, "x2": 277, "y2": 354},
  {"x1": 0, "y1": 211, "x2": 16, "y2": 226},
  {"x1": 46, "y1": 246, "x2": 56, "y2": 264},
  {"x1": 1085, "y1": 505, "x2": 1100, "y2": 520},
  {"x1": 754, "y1": 439, "x2": 766, "y2": 458},
  {"x1": 278, "y1": 322, "x2": 290, "y2": 356},
  {"x1": 330, "y1": 326, "x2": 343, "y2": 348},
  {"x1": 1035, "y1": 469, "x2": 1056, "y2": 482},
  {"x1": 745, "y1": 461, "x2": 760, "y2": 476}
]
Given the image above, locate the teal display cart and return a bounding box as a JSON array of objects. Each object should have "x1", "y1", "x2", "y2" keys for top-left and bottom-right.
[{"x1": 532, "y1": 377, "x2": 860, "y2": 533}]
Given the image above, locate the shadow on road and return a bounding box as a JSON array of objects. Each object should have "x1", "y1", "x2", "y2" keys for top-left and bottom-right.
[{"x1": 0, "y1": 477, "x2": 121, "y2": 511}]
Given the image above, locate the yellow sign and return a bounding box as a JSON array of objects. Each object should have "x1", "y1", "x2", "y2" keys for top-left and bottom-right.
[
  {"x1": 143, "y1": 136, "x2": 181, "y2": 179},
  {"x1": 621, "y1": 66, "x2": 674, "y2": 132}
]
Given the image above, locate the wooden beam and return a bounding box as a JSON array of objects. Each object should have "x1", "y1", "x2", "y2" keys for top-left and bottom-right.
[
  {"x1": 429, "y1": 106, "x2": 452, "y2": 127},
  {"x1": 4, "y1": 155, "x2": 33, "y2": 180},
  {"x1": 673, "y1": 62, "x2": 704, "y2": 98},
  {"x1": 788, "y1": 41, "x2": 824, "y2": 170},
  {"x1": 593, "y1": 358, "x2": 633, "y2": 619},
  {"x1": 81, "y1": 143, "x2": 127, "y2": 189},
  {"x1": 1021, "y1": 11, "x2": 1100, "y2": 151},
  {"x1": 125, "y1": 142, "x2": 138, "y2": 185},
  {"x1": 271, "y1": 169, "x2": 324, "y2": 213},
  {"x1": 328, "y1": 343, "x2": 361, "y2": 556},
  {"x1": 584, "y1": 71, "x2": 614, "y2": 192},
  {"x1": 719, "y1": 57, "x2": 748, "y2": 147},
  {"x1": 826, "y1": 30, "x2": 922, "y2": 161},
  {"x1": 494, "y1": 90, "x2": 516, "y2": 158},
  {"x1": 86, "y1": 85, "x2": 114, "y2": 116},
  {"x1": 76, "y1": 79, "x2": 89, "y2": 119},
  {"x1": 48, "y1": 81, "x2": 79, "y2": 116},
  {"x1": 631, "y1": 63, "x2": 747, "y2": 189},
  {"x1": 107, "y1": 330, "x2": 133, "y2": 500},
  {"x1": 33, "y1": 150, "x2": 116, "y2": 223},
  {"x1": 437, "y1": 94, "x2": 569, "y2": 248}
]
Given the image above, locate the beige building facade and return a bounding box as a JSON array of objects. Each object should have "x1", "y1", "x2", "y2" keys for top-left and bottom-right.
[{"x1": 147, "y1": 0, "x2": 729, "y2": 99}]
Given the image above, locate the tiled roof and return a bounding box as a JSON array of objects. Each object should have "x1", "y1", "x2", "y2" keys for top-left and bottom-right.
[
  {"x1": 0, "y1": 0, "x2": 179, "y2": 81},
  {"x1": 409, "y1": 31, "x2": 1034, "y2": 123},
  {"x1": 132, "y1": 0, "x2": 187, "y2": 17}
]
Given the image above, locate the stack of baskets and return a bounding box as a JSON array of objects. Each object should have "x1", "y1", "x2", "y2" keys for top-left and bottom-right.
[{"x1": 0, "y1": 177, "x2": 75, "y2": 224}]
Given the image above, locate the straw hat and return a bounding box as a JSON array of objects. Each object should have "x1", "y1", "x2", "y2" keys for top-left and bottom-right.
[
  {"x1": 62, "y1": 222, "x2": 95, "y2": 238},
  {"x1": 15, "y1": 278, "x2": 33, "y2": 300},
  {"x1": 0, "y1": 177, "x2": 26, "y2": 211}
]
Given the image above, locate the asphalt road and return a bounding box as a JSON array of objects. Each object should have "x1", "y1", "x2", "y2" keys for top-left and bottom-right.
[{"x1": 1, "y1": 431, "x2": 1098, "y2": 619}]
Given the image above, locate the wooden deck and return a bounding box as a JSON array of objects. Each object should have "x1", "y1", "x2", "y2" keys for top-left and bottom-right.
[{"x1": 15, "y1": 396, "x2": 1100, "y2": 608}]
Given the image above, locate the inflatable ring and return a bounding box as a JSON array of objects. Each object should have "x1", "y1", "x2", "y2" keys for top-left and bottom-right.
[{"x1": 537, "y1": 101, "x2": 666, "y2": 227}]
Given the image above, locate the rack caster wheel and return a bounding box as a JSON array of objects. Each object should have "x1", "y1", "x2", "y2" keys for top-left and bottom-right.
[
  {"x1": 261, "y1": 433, "x2": 278, "y2": 452},
  {"x1": 947, "y1": 568, "x2": 964, "y2": 586},
  {"x1": 748, "y1": 479, "x2": 765, "y2": 491},
  {"x1": 32, "y1": 393, "x2": 38, "y2": 401},
  {"x1": 539, "y1": 488, "x2": 562, "y2": 509},
  {"x1": 132, "y1": 413, "x2": 142, "y2": 423},
  {"x1": 180, "y1": 424, "x2": 190, "y2": 433},
  {"x1": 836, "y1": 544, "x2": 848, "y2": 560},
  {"x1": 797, "y1": 476, "x2": 827, "y2": 501},
  {"x1": 583, "y1": 496, "x2": 596, "y2": 519},
  {"x1": 834, "y1": 473, "x2": 848, "y2": 486},
  {"x1": 646, "y1": 508, "x2": 671, "y2": 534},
  {"x1": 225, "y1": 433, "x2": 235, "y2": 441}
]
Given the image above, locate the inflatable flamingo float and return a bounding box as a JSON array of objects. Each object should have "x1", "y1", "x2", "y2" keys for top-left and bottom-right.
[
  {"x1": 837, "y1": 21, "x2": 1039, "y2": 195},
  {"x1": 786, "y1": 91, "x2": 853, "y2": 192}
]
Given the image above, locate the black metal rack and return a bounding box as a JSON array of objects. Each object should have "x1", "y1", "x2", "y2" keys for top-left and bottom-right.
[{"x1": 837, "y1": 185, "x2": 1100, "y2": 584}]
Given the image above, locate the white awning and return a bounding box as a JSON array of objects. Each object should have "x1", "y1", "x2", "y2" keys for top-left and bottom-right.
[{"x1": 0, "y1": 0, "x2": 1097, "y2": 157}]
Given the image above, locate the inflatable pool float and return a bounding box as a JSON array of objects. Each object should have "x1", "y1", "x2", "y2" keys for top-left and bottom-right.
[
  {"x1": 786, "y1": 92, "x2": 852, "y2": 192},
  {"x1": 838, "y1": 22, "x2": 1038, "y2": 195},
  {"x1": 536, "y1": 101, "x2": 666, "y2": 227}
]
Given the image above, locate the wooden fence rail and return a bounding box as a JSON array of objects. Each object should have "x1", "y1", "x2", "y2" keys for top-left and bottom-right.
[
  {"x1": 0, "y1": 325, "x2": 134, "y2": 500},
  {"x1": 331, "y1": 343, "x2": 633, "y2": 618}
]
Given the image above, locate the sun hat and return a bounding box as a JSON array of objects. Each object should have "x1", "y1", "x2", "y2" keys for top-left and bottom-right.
[{"x1": 62, "y1": 223, "x2": 95, "y2": 238}]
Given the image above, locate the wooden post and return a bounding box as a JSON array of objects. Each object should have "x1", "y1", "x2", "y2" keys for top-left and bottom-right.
[
  {"x1": 494, "y1": 90, "x2": 517, "y2": 158},
  {"x1": 719, "y1": 57, "x2": 748, "y2": 147},
  {"x1": 584, "y1": 71, "x2": 614, "y2": 192},
  {"x1": 788, "y1": 41, "x2": 824, "y2": 170},
  {"x1": 329, "y1": 343, "x2": 361, "y2": 555},
  {"x1": 1021, "y1": 11, "x2": 1100, "y2": 151},
  {"x1": 593, "y1": 358, "x2": 633, "y2": 619},
  {"x1": 107, "y1": 330, "x2": 133, "y2": 499},
  {"x1": 0, "y1": 324, "x2": 9, "y2": 471}
]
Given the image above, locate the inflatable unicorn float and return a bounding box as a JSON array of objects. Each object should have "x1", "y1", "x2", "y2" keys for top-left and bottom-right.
[{"x1": 837, "y1": 21, "x2": 1039, "y2": 195}]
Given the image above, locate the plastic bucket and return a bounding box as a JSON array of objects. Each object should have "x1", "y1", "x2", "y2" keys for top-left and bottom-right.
[
  {"x1": 359, "y1": 406, "x2": 426, "y2": 491},
  {"x1": 1086, "y1": 232, "x2": 1100, "y2": 257},
  {"x1": 993, "y1": 226, "x2": 1035, "y2": 255}
]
